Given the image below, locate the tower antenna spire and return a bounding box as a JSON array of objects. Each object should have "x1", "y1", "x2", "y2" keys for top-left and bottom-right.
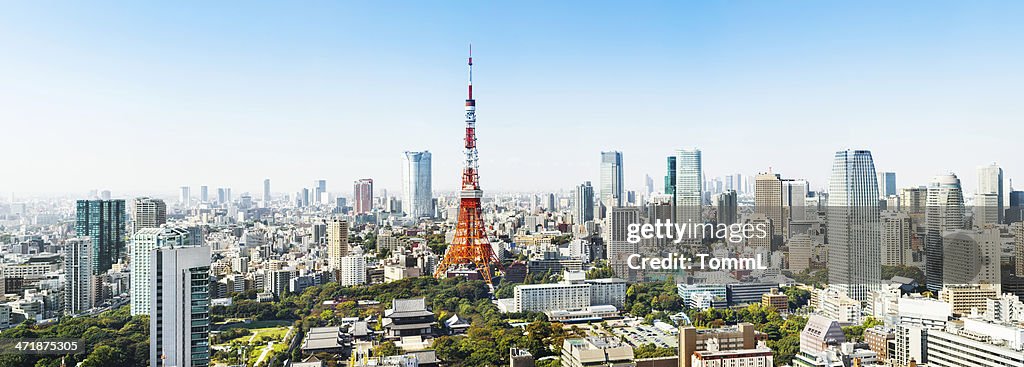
[{"x1": 468, "y1": 43, "x2": 473, "y2": 99}]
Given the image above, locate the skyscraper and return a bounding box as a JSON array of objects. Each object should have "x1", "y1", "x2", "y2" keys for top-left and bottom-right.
[
  {"x1": 881, "y1": 211, "x2": 912, "y2": 266},
  {"x1": 878, "y1": 172, "x2": 897, "y2": 198},
  {"x1": 63, "y1": 237, "x2": 94, "y2": 315},
  {"x1": 600, "y1": 151, "x2": 624, "y2": 215},
  {"x1": 179, "y1": 186, "x2": 191, "y2": 206},
  {"x1": 755, "y1": 172, "x2": 784, "y2": 242},
  {"x1": 782, "y1": 179, "x2": 809, "y2": 223},
  {"x1": 131, "y1": 227, "x2": 191, "y2": 316},
  {"x1": 353, "y1": 178, "x2": 374, "y2": 215},
  {"x1": 75, "y1": 199, "x2": 126, "y2": 275},
  {"x1": 150, "y1": 245, "x2": 210, "y2": 367},
  {"x1": 826, "y1": 149, "x2": 881, "y2": 302},
  {"x1": 977, "y1": 163, "x2": 1004, "y2": 225},
  {"x1": 327, "y1": 218, "x2": 350, "y2": 270},
  {"x1": 665, "y1": 156, "x2": 676, "y2": 198},
  {"x1": 644, "y1": 175, "x2": 654, "y2": 197},
  {"x1": 263, "y1": 178, "x2": 271, "y2": 203},
  {"x1": 314, "y1": 179, "x2": 327, "y2": 205},
  {"x1": 925, "y1": 173, "x2": 966, "y2": 292},
  {"x1": 574, "y1": 181, "x2": 595, "y2": 224},
  {"x1": 714, "y1": 190, "x2": 738, "y2": 226},
  {"x1": 603, "y1": 206, "x2": 642, "y2": 280},
  {"x1": 199, "y1": 185, "x2": 209, "y2": 203},
  {"x1": 133, "y1": 197, "x2": 167, "y2": 232},
  {"x1": 402, "y1": 151, "x2": 433, "y2": 218},
  {"x1": 674, "y1": 148, "x2": 702, "y2": 229}
]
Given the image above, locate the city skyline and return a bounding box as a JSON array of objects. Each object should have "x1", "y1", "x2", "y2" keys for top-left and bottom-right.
[{"x1": 4, "y1": 2, "x2": 1024, "y2": 195}]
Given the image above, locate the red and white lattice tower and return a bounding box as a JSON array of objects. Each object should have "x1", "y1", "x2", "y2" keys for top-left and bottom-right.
[{"x1": 433, "y1": 45, "x2": 501, "y2": 284}]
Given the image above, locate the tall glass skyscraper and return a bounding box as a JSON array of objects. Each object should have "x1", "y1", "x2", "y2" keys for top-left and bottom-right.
[
  {"x1": 75, "y1": 199, "x2": 126, "y2": 275},
  {"x1": 402, "y1": 151, "x2": 433, "y2": 218},
  {"x1": 674, "y1": 148, "x2": 702, "y2": 229},
  {"x1": 599, "y1": 151, "x2": 623, "y2": 215},
  {"x1": 826, "y1": 149, "x2": 880, "y2": 302},
  {"x1": 878, "y1": 171, "x2": 897, "y2": 198},
  {"x1": 664, "y1": 156, "x2": 676, "y2": 197},
  {"x1": 925, "y1": 173, "x2": 965, "y2": 292},
  {"x1": 574, "y1": 181, "x2": 595, "y2": 224}
]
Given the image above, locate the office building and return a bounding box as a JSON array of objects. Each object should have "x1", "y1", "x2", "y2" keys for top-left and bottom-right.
[
  {"x1": 179, "y1": 186, "x2": 190, "y2": 206},
  {"x1": 600, "y1": 151, "x2": 624, "y2": 215},
  {"x1": 878, "y1": 171, "x2": 897, "y2": 198},
  {"x1": 263, "y1": 178, "x2": 271, "y2": 203},
  {"x1": 901, "y1": 187, "x2": 928, "y2": 215},
  {"x1": 714, "y1": 190, "x2": 737, "y2": 226},
  {"x1": 675, "y1": 148, "x2": 702, "y2": 227},
  {"x1": 75, "y1": 199, "x2": 126, "y2": 275},
  {"x1": 354, "y1": 178, "x2": 374, "y2": 215},
  {"x1": 199, "y1": 186, "x2": 208, "y2": 203},
  {"x1": 977, "y1": 163, "x2": 1004, "y2": 225},
  {"x1": 938, "y1": 284, "x2": 1000, "y2": 315},
  {"x1": 150, "y1": 245, "x2": 211, "y2": 367},
  {"x1": 925, "y1": 319, "x2": 1024, "y2": 367},
  {"x1": 783, "y1": 179, "x2": 809, "y2": 223},
  {"x1": 755, "y1": 172, "x2": 784, "y2": 241},
  {"x1": 826, "y1": 149, "x2": 881, "y2": 302},
  {"x1": 603, "y1": 207, "x2": 641, "y2": 280},
  {"x1": 926, "y1": 173, "x2": 966, "y2": 292},
  {"x1": 679, "y1": 323, "x2": 758, "y2": 367},
  {"x1": 513, "y1": 282, "x2": 591, "y2": 313},
  {"x1": 133, "y1": 197, "x2": 167, "y2": 231},
  {"x1": 561, "y1": 337, "x2": 634, "y2": 367},
  {"x1": 665, "y1": 156, "x2": 676, "y2": 206},
  {"x1": 402, "y1": 151, "x2": 433, "y2": 218},
  {"x1": 574, "y1": 181, "x2": 595, "y2": 225},
  {"x1": 327, "y1": 219, "x2": 349, "y2": 270},
  {"x1": 131, "y1": 227, "x2": 191, "y2": 316}
]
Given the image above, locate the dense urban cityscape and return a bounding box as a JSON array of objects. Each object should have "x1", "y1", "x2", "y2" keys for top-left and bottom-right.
[{"x1": 4, "y1": 2, "x2": 1024, "y2": 367}]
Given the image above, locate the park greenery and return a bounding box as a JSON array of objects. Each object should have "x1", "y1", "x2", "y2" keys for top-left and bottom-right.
[{"x1": 0, "y1": 307, "x2": 148, "y2": 367}]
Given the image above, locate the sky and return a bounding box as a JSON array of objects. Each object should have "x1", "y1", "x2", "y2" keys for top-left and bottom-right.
[{"x1": 2, "y1": 1, "x2": 1023, "y2": 198}]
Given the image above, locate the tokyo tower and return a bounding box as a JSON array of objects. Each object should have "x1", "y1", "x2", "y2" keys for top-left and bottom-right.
[{"x1": 433, "y1": 46, "x2": 502, "y2": 284}]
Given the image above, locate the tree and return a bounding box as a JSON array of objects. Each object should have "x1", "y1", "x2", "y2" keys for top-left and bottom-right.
[{"x1": 80, "y1": 346, "x2": 120, "y2": 367}]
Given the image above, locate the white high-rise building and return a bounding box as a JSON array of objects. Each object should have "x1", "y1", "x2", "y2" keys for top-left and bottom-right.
[
  {"x1": 977, "y1": 163, "x2": 1004, "y2": 224},
  {"x1": 327, "y1": 218, "x2": 350, "y2": 270},
  {"x1": 402, "y1": 151, "x2": 432, "y2": 218},
  {"x1": 826, "y1": 149, "x2": 881, "y2": 302},
  {"x1": 599, "y1": 151, "x2": 624, "y2": 216},
  {"x1": 179, "y1": 186, "x2": 191, "y2": 206},
  {"x1": 150, "y1": 245, "x2": 210, "y2": 367},
  {"x1": 340, "y1": 252, "x2": 367, "y2": 286},
  {"x1": 131, "y1": 227, "x2": 191, "y2": 316},
  {"x1": 603, "y1": 207, "x2": 641, "y2": 281},
  {"x1": 926, "y1": 173, "x2": 965, "y2": 292},
  {"x1": 64, "y1": 237, "x2": 94, "y2": 315},
  {"x1": 263, "y1": 178, "x2": 271, "y2": 203},
  {"x1": 674, "y1": 148, "x2": 702, "y2": 228}
]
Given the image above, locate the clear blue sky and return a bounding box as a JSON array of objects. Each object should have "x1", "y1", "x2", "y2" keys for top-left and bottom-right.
[{"x1": 3, "y1": 1, "x2": 1023, "y2": 196}]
